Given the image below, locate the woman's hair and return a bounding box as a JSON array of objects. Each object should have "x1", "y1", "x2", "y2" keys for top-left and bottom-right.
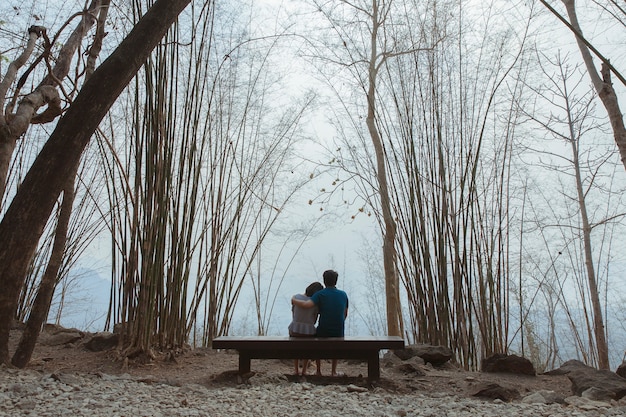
[
  {"x1": 322, "y1": 269, "x2": 339, "y2": 287},
  {"x1": 305, "y1": 281, "x2": 323, "y2": 297}
]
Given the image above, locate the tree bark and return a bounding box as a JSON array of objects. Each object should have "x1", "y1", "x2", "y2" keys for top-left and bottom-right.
[
  {"x1": 0, "y1": 1, "x2": 102, "y2": 200},
  {"x1": 0, "y1": 0, "x2": 191, "y2": 365},
  {"x1": 10, "y1": 1, "x2": 111, "y2": 368},
  {"x1": 561, "y1": 0, "x2": 626, "y2": 171},
  {"x1": 0, "y1": 27, "x2": 43, "y2": 201},
  {"x1": 11, "y1": 171, "x2": 76, "y2": 368}
]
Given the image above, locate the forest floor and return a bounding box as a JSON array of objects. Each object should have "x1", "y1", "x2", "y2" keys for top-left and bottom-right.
[{"x1": 6, "y1": 327, "x2": 575, "y2": 400}]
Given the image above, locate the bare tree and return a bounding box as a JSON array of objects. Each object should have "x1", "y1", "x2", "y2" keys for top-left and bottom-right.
[
  {"x1": 306, "y1": 0, "x2": 439, "y2": 337},
  {"x1": 540, "y1": 0, "x2": 626, "y2": 171},
  {"x1": 366, "y1": 0, "x2": 404, "y2": 337},
  {"x1": 519, "y1": 52, "x2": 625, "y2": 369},
  {"x1": 0, "y1": 0, "x2": 192, "y2": 365}
]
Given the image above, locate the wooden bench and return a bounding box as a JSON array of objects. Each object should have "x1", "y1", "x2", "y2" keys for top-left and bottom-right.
[{"x1": 212, "y1": 336, "x2": 405, "y2": 380}]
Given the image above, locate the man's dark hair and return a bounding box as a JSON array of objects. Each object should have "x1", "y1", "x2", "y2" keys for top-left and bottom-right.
[
  {"x1": 305, "y1": 281, "x2": 323, "y2": 297},
  {"x1": 322, "y1": 270, "x2": 339, "y2": 287}
]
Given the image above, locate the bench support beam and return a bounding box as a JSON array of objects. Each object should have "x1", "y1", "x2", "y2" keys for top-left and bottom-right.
[{"x1": 239, "y1": 353, "x2": 252, "y2": 375}]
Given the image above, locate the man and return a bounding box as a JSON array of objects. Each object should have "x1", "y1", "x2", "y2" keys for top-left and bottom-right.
[{"x1": 291, "y1": 269, "x2": 349, "y2": 376}]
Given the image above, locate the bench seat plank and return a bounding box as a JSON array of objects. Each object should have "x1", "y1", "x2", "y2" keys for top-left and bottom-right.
[{"x1": 212, "y1": 336, "x2": 404, "y2": 380}]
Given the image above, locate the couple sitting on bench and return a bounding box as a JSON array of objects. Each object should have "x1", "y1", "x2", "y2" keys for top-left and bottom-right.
[
  {"x1": 211, "y1": 270, "x2": 404, "y2": 380},
  {"x1": 289, "y1": 269, "x2": 348, "y2": 376}
]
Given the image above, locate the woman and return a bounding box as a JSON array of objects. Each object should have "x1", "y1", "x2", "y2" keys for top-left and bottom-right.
[{"x1": 288, "y1": 281, "x2": 323, "y2": 375}]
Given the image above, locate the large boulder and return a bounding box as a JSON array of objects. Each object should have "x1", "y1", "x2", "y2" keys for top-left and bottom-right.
[
  {"x1": 543, "y1": 359, "x2": 626, "y2": 400},
  {"x1": 393, "y1": 344, "x2": 453, "y2": 366},
  {"x1": 567, "y1": 367, "x2": 626, "y2": 400},
  {"x1": 481, "y1": 353, "x2": 536, "y2": 376}
]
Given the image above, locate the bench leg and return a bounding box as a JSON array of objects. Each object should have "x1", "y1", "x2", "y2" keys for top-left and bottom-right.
[
  {"x1": 367, "y1": 352, "x2": 380, "y2": 380},
  {"x1": 239, "y1": 352, "x2": 251, "y2": 374}
]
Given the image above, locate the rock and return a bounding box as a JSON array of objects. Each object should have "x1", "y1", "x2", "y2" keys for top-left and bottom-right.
[
  {"x1": 43, "y1": 323, "x2": 83, "y2": 335},
  {"x1": 393, "y1": 344, "x2": 453, "y2": 366},
  {"x1": 472, "y1": 382, "x2": 520, "y2": 402},
  {"x1": 382, "y1": 351, "x2": 403, "y2": 368},
  {"x1": 568, "y1": 367, "x2": 626, "y2": 400},
  {"x1": 40, "y1": 331, "x2": 82, "y2": 346},
  {"x1": 406, "y1": 355, "x2": 426, "y2": 369},
  {"x1": 84, "y1": 332, "x2": 119, "y2": 352},
  {"x1": 392, "y1": 347, "x2": 415, "y2": 361},
  {"x1": 616, "y1": 362, "x2": 626, "y2": 379},
  {"x1": 582, "y1": 386, "x2": 615, "y2": 402},
  {"x1": 346, "y1": 384, "x2": 368, "y2": 393},
  {"x1": 538, "y1": 389, "x2": 566, "y2": 404},
  {"x1": 50, "y1": 373, "x2": 82, "y2": 386},
  {"x1": 521, "y1": 392, "x2": 547, "y2": 404},
  {"x1": 565, "y1": 395, "x2": 612, "y2": 410},
  {"x1": 396, "y1": 362, "x2": 425, "y2": 376},
  {"x1": 481, "y1": 353, "x2": 536, "y2": 376},
  {"x1": 521, "y1": 390, "x2": 564, "y2": 404},
  {"x1": 545, "y1": 359, "x2": 590, "y2": 375}
]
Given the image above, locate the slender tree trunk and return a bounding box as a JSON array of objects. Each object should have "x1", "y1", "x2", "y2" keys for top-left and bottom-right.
[
  {"x1": 561, "y1": 0, "x2": 612, "y2": 369},
  {"x1": 366, "y1": 0, "x2": 402, "y2": 337},
  {"x1": 561, "y1": 0, "x2": 626, "y2": 171},
  {"x1": 11, "y1": 171, "x2": 77, "y2": 368},
  {"x1": 0, "y1": 0, "x2": 191, "y2": 365},
  {"x1": 571, "y1": 140, "x2": 609, "y2": 369}
]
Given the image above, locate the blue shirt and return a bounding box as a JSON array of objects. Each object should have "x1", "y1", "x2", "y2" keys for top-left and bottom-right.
[{"x1": 310, "y1": 287, "x2": 349, "y2": 337}]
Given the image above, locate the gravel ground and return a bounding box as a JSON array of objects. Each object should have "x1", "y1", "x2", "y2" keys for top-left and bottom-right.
[{"x1": 2, "y1": 367, "x2": 626, "y2": 417}]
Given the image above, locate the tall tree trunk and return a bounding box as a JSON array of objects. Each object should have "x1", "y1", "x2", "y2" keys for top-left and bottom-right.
[
  {"x1": 366, "y1": 0, "x2": 402, "y2": 337},
  {"x1": 0, "y1": 0, "x2": 191, "y2": 365},
  {"x1": 561, "y1": 0, "x2": 626, "y2": 171},
  {"x1": 571, "y1": 139, "x2": 609, "y2": 370},
  {"x1": 561, "y1": 0, "x2": 612, "y2": 369}
]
